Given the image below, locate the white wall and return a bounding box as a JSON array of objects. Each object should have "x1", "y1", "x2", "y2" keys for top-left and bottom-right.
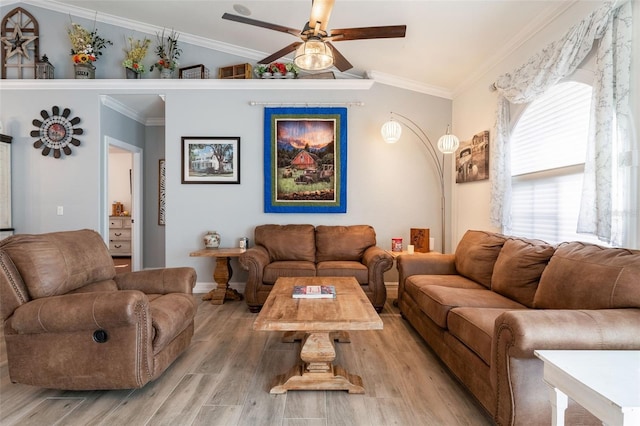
[
  {"x1": 108, "y1": 152, "x2": 132, "y2": 214},
  {"x1": 451, "y1": 0, "x2": 640, "y2": 248}
]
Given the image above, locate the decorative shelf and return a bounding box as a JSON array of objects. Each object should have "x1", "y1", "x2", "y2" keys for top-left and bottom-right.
[{"x1": 0, "y1": 79, "x2": 375, "y2": 91}]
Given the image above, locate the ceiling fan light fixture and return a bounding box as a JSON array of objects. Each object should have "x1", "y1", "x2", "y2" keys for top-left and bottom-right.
[{"x1": 294, "y1": 39, "x2": 333, "y2": 71}]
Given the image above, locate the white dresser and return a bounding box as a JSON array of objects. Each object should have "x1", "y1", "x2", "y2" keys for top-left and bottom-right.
[{"x1": 108, "y1": 216, "x2": 132, "y2": 256}]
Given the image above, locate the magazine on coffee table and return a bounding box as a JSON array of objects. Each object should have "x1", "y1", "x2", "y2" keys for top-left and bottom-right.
[{"x1": 292, "y1": 285, "x2": 336, "y2": 299}]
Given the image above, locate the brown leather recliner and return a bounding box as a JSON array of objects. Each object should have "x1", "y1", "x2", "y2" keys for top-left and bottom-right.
[
  {"x1": 240, "y1": 224, "x2": 393, "y2": 313},
  {"x1": 0, "y1": 229, "x2": 198, "y2": 390}
]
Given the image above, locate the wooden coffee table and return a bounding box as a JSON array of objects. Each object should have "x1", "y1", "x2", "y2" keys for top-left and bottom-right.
[{"x1": 253, "y1": 276, "x2": 383, "y2": 394}]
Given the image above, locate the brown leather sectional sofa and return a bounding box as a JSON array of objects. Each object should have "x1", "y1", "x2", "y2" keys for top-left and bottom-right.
[
  {"x1": 240, "y1": 224, "x2": 393, "y2": 312},
  {"x1": 397, "y1": 230, "x2": 640, "y2": 425}
]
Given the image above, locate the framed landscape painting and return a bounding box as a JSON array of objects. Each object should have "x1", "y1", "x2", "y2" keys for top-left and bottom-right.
[
  {"x1": 263, "y1": 107, "x2": 347, "y2": 213},
  {"x1": 181, "y1": 136, "x2": 240, "y2": 184}
]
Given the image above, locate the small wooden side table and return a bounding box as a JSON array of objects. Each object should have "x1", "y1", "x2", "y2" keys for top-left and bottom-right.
[
  {"x1": 535, "y1": 350, "x2": 640, "y2": 426},
  {"x1": 189, "y1": 247, "x2": 246, "y2": 304}
]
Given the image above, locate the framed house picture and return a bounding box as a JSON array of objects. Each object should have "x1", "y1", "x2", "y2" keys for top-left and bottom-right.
[
  {"x1": 455, "y1": 130, "x2": 489, "y2": 183},
  {"x1": 263, "y1": 107, "x2": 347, "y2": 213},
  {"x1": 181, "y1": 136, "x2": 240, "y2": 184}
]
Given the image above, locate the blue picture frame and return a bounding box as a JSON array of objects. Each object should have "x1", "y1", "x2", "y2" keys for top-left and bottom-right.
[{"x1": 264, "y1": 107, "x2": 347, "y2": 213}]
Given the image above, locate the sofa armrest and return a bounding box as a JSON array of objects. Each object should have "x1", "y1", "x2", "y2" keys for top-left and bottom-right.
[
  {"x1": 491, "y1": 308, "x2": 640, "y2": 425},
  {"x1": 362, "y1": 246, "x2": 393, "y2": 272},
  {"x1": 8, "y1": 290, "x2": 150, "y2": 334},
  {"x1": 362, "y1": 246, "x2": 393, "y2": 309},
  {"x1": 115, "y1": 267, "x2": 196, "y2": 294},
  {"x1": 397, "y1": 253, "x2": 456, "y2": 296},
  {"x1": 493, "y1": 309, "x2": 640, "y2": 360},
  {"x1": 239, "y1": 246, "x2": 270, "y2": 304}
]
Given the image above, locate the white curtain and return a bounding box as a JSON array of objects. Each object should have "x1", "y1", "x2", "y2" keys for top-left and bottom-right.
[{"x1": 489, "y1": 0, "x2": 635, "y2": 246}]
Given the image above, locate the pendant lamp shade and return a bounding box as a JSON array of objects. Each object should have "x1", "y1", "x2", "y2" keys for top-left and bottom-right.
[
  {"x1": 294, "y1": 39, "x2": 334, "y2": 71},
  {"x1": 381, "y1": 120, "x2": 402, "y2": 144},
  {"x1": 437, "y1": 126, "x2": 460, "y2": 154}
]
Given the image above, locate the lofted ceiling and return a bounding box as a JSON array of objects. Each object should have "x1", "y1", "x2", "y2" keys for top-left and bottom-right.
[
  {"x1": 39, "y1": 0, "x2": 592, "y2": 96},
  {"x1": 12, "y1": 1, "x2": 597, "y2": 123}
]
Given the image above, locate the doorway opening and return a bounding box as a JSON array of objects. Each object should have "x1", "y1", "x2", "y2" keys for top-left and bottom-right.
[{"x1": 105, "y1": 137, "x2": 143, "y2": 271}]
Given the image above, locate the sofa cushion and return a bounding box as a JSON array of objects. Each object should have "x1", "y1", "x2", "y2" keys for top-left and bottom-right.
[
  {"x1": 315, "y1": 225, "x2": 376, "y2": 262},
  {"x1": 317, "y1": 261, "x2": 368, "y2": 284},
  {"x1": 492, "y1": 237, "x2": 555, "y2": 307},
  {"x1": 534, "y1": 242, "x2": 640, "y2": 309},
  {"x1": 448, "y1": 307, "x2": 521, "y2": 365},
  {"x1": 454, "y1": 230, "x2": 506, "y2": 288},
  {"x1": 404, "y1": 274, "x2": 486, "y2": 301},
  {"x1": 263, "y1": 261, "x2": 316, "y2": 284},
  {"x1": 0, "y1": 229, "x2": 116, "y2": 299},
  {"x1": 415, "y1": 286, "x2": 525, "y2": 328},
  {"x1": 254, "y1": 224, "x2": 315, "y2": 262}
]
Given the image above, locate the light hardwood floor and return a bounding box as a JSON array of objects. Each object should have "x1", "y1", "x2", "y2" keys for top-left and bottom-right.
[{"x1": 0, "y1": 296, "x2": 494, "y2": 426}]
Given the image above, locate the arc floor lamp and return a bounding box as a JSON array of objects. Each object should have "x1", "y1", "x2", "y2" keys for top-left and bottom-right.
[{"x1": 381, "y1": 113, "x2": 459, "y2": 253}]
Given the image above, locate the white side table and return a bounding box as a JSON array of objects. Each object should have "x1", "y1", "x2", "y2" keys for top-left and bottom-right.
[{"x1": 534, "y1": 350, "x2": 640, "y2": 426}]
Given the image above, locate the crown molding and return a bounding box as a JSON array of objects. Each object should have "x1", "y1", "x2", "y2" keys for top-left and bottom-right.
[
  {"x1": 366, "y1": 71, "x2": 453, "y2": 100},
  {"x1": 452, "y1": 0, "x2": 579, "y2": 98},
  {"x1": 101, "y1": 95, "x2": 165, "y2": 126}
]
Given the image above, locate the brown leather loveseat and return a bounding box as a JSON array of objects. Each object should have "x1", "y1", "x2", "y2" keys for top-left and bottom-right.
[
  {"x1": 397, "y1": 229, "x2": 640, "y2": 425},
  {"x1": 0, "y1": 229, "x2": 198, "y2": 390},
  {"x1": 240, "y1": 224, "x2": 393, "y2": 312}
]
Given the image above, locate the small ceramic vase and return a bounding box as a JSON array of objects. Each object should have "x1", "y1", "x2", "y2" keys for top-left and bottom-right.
[{"x1": 204, "y1": 231, "x2": 221, "y2": 248}]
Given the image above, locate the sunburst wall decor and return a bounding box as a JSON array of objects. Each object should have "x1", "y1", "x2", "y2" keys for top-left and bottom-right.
[{"x1": 30, "y1": 106, "x2": 83, "y2": 159}]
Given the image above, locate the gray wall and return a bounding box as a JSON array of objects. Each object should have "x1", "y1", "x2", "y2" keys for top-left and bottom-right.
[
  {"x1": 144, "y1": 125, "x2": 166, "y2": 268},
  {"x1": 0, "y1": 2, "x2": 453, "y2": 286}
]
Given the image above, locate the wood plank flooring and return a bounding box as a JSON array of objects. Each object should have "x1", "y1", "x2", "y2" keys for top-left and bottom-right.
[{"x1": 0, "y1": 296, "x2": 494, "y2": 426}]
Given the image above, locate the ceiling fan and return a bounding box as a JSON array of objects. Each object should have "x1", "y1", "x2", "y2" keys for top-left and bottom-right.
[{"x1": 222, "y1": 0, "x2": 406, "y2": 72}]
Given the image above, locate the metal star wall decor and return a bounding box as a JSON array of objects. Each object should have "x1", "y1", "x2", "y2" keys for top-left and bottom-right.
[{"x1": 1, "y1": 7, "x2": 39, "y2": 79}]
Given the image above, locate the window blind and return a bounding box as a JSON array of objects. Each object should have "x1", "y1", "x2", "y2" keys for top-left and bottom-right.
[{"x1": 510, "y1": 81, "x2": 602, "y2": 245}]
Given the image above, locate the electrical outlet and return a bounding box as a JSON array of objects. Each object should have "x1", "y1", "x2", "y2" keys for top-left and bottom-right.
[{"x1": 57, "y1": 206, "x2": 64, "y2": 216}]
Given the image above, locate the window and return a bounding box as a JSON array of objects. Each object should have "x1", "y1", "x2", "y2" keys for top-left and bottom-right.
[{"x1": 510, "y1": 81, "x2": 602, "y2": 245}]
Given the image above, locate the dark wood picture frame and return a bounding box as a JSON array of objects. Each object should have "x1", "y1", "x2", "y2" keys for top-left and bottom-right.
[{"x1": 181, "y1": 136, "x2": 240, "y2": 184}]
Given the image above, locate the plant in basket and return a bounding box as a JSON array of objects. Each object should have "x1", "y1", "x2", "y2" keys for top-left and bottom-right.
[
  {"x1": 150, "y1": 29, "x2": 181, "y2": 74},
  {"x1": 67, "y1": 19, "x2": 112, "y2": 64},
  {"x1": 122, "y1": 36, "x2": 151, "y2": 75}
]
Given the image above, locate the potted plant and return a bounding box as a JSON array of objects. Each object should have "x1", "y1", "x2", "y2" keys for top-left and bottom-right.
[
  {"x1": 67, "y1": 20, "x2": 112, "y2": 79},
  {"x1": 285, "y1": 63, "x2": 299, "y2": 79},
  {"x1": 122, "y1": 36, "x2": 151, "y2": 79},
  {"x1": 254, "y1": 64, "x2": 269, "y2": 78},
  {"x1": 150, "y1": 29, "x2": 181, "y2": 78},
  {"x1": 269, "y1": 62, "x2": 286, "y2": 78}
]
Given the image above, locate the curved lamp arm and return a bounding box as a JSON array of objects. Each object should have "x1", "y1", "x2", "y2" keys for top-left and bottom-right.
[{"x1": 381, "y1": 112, "x2": 459, "y2": 253}]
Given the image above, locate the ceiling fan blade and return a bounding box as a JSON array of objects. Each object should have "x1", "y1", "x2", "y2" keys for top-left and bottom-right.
[
  {"x1": 326, "y1": 42, "x2": 353, "y2": 72},
  {"x1": 258, "y1": 42, "x2": 303, "y2": 64},
  {"x1": 309, "y1": 0, "x2": 335, "y2": 33},
  {"x1": 222, "y1": 13, "x2": 300, "y2": 37},
  {"x1": 329, "y1": 25, "x2": 407, "y2": 41}
]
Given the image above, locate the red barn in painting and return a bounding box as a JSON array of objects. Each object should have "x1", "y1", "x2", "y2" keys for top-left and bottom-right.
[{"x1": 290, "y1": 150, "x2": 320, "y2": 169}]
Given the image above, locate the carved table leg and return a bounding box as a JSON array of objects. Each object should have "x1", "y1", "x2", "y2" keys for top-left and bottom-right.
[
  {"x1": 202, "y1": 256, "x2": 243, "y2": 304},
  {"x1": 269, "y1": 331, "x2": 365, "y2": 394}
]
